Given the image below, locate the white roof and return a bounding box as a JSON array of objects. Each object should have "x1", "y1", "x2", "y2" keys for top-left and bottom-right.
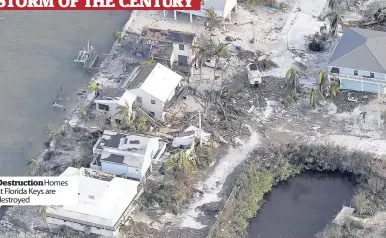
[
  {"x1": 48, "y1": 167, "x2": 140, "y2": 228},
  {"x1": 140, "y1": 63, "x2": 183, "y2": 102}
]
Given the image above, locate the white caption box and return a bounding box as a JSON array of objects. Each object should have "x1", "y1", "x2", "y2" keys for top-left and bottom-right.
[{"x1": 0, "y1": 177, "x2": 78, "y2": 205}]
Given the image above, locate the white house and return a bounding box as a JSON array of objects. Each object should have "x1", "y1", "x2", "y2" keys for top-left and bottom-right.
[
  {"x1": 91, "y1": 130, "x2": 166, "y2": 180},
  {"x1": 140, "y1": 27, "x2": 197, "y2": 73},
  {"x1": 124, "y1": 63, "x2": 183, "y2": 122},
  {"x1": 168, "y1": 0, "x2": 238, "y2": 23},
  {"x1": 46, "y1": 167, "x2": 141, "y2": 237}
]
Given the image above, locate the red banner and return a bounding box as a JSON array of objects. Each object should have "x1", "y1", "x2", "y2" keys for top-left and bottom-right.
[{"x1": 0, "y1": 0, "x2": 200, "y2": 10}]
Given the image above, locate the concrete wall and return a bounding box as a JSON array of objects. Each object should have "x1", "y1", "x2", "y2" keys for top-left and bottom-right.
[
  {"x1": 172, "y1": 43, "x2": 194, "y2": 65},
  {"x1": 101, "y1": 161, "x2": 141, "y2": 179},
  {"x1": 130, "y1": 88, "x2": 165, "y2": 121},
  {"x1": 223, "y1": 0, "x2": 237, "y2": 18},
  {"x1": 340, "y1": 78, "x2": 362, "y2": 91},
  {"x1": 46, "y1": 217, "x2": 114, "y2": 237}
]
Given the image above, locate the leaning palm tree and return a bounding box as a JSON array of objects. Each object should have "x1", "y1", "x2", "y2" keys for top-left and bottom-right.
[
  {"x1": 286, "y1": 68, "x2": 300, "y2": 93},
  {"x1": 310, "y1": 88, "x2": 319, "y2": 109}
]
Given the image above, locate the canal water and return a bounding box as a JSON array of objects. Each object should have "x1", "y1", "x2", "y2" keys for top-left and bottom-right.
[
  {"x1": 248, "y1": 171, "x2": 356, "y2": 238},
  {"x1": 0, "y1": 11, "x2": 130, "y2": 176}
]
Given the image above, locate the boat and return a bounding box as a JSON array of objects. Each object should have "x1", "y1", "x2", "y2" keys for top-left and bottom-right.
[{"x1": 74, "y1": 41, "x2": 98, "y2": 70}]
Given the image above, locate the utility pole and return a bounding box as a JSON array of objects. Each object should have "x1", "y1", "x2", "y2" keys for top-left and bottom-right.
[{"x1": 199, "y1": 110, "x2": 202, "y2": 147}]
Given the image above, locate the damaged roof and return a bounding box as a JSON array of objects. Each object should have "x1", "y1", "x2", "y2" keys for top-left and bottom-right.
[
  {"x1": 96, "y1": 88, "x2": 126, "y2": 101},
  {"x1": 95, "y1": 130, "x2": 154, "y2": 168},
  {"x1": 127, "y1": 64, "x2": 158, "y2": 90},
  {"x1": 141, "y1": 27, "x2": 196, "y2": 45},
  {"x1": 329, "y1": 28, "x2": 386, "y2": 73}
]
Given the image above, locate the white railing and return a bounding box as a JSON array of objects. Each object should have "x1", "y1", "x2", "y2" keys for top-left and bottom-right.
[{"x1": 334, "y1": 73, "x2": 386, "y2": 83}]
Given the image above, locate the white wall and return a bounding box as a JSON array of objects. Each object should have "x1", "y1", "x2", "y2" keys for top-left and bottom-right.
[
  {"x1": 223, "y1": 0, "x2": 237, "y2": 19},
  {"x1": 172, "y1": 43, "x2": 194, "y2": 65},
  {"x1": 130, "y1": 88, "x2": 165, "y2": 121}
]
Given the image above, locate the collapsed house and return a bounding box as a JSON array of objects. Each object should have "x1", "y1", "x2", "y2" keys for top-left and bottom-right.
[
  {"x1": 90, "y1": 130, "x2": 166, "y2": 180},
  {"x1": 123, "y1": 27, "x2": 197, "y2": 74},
  {"x1": 46, "y1": 167, "x2": 141, "y2": 237},
  {"x1": 328, "y1": 27, "x2": 386, "y2": 94}
]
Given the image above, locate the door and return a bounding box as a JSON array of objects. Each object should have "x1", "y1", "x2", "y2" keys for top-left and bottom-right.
[{"x1": 178, "y1": 55, "x2": 188, "y2": 66}]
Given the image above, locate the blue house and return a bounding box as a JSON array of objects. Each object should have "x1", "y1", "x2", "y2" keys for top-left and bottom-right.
[
  {"x1": 91, "y1": 130, "x2": 166, "y2": 181},
  {"x1": 328, "y1": 28, "x2": 386, "y2": 94}
]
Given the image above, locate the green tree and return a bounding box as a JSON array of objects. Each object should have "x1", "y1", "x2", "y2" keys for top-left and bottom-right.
[
  {"x1": 113, "y1": 31, "x2": 123, "y2": 43},
  {"x1": 205, "y1": 8, "x2": 220, "y2": 32},
  {"x1": 166, "y1": 149, "x2": 197, "y2": 179},
  {"x1": 115, "y1": 101, "x2": 135, "y2": 127},
  {"x1": 145, "y1": 57, "x2": 155, "y2": 65},
  {"x1": 27, "y1": 157, "x2": 39, "y2": 169},
  {"x1": 78, "y1": 105, "x2": 87, "y2": 120},
  {"x1": 88, "y1": 82, "x2": 101, "y2": 97},
  {"x1": 310, "y1": 88, "x2": 319, "y2": 109},
  {"x1": 135, "y1": 116, "x2": 147, "y2": 133},
  {"x1": 286, "y1": 68, "x2": 300, "y2": 93},
  {"x1": 317, "y1": 69, "x2": 326, "y2": 92}
]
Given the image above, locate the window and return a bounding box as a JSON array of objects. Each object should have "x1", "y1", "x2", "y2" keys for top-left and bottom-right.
[
  {"x1": 354, "y1": 70, "x2": 358, "y2": 76},
  {"x1": 115, "y1": 119, "x2": 121, "y2": 124},
  {"x1": 151, "y1": 99, "x2": 155, "y2": 104},
  {"x1": 149, "y1": 111, "x2": 155, "y2": 117},
  {"x1": 370, "y1": 72, "x2": 374, "y2": 78},
  {"x1": 98, "y1": 104, "x2": 109, "y2": 111},
  {"x1": 136, "y1": 97, "x2": 142, "y2": 103},
  {"x1": 179, "y1": 44, "x2": 185, "y2": 50}
]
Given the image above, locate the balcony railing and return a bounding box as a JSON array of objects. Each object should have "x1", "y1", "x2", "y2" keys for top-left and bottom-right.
[{"x1": 333, "y1": 73, "x2": 386, "y2": 83}]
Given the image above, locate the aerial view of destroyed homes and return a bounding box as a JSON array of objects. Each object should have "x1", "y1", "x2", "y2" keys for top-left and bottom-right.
[{"x1": 1, "y1": 0, "x2": 386, "y2": 237}]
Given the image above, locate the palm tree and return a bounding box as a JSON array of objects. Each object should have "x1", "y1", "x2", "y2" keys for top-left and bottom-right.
[
  {"x1": 205, "y1": 8, "x2": 219, "y2": 31},
  {"x1": 135, "y1": 116, "x2": 147, "y2": 133},
  {"x1": 330, "y1": 84, "x2": 341, "y2": 97},
  {"x1": 27, "y1": 157, "x2": 39, "y2": 169},
  {"x1": 115, "y1": 101, "x2": 135, "y2": 127},
  {"x1": 328, "y1": 0, "x2": 339, "y2": 11},
  {"x1": 286, "y1": 68, "x2": 300, "y2": 93},
  {"x1": 192, "y1": 34, "x2": 214, "y2": 89},
  {"x1": 145, "y1": 57, "x2": 155, "y2": 65},
  {"x1": 78, "y1": 105, "x2": 87, "y2": 120},
  {"x1": 113, "y1": 31, "x2": 123, "y2": 44},
  {"x1": 317, "y1": 70, "x2": 326, "y2": 92},
  {"x1": 165, "y1": 150, "x2": 197, "y2": 179},
  {"x1": 211, "y1": 41, "x2": 229, "y2": 96},
  {"x1": 310, "y1": 88, "x2": 319, "y2": 109},
  {"x1": 88, "y1": 82, "x2": 101, "y2": 97},
  {"x1": 330, "y1": 12, "x2": 342, "y2": 36}
]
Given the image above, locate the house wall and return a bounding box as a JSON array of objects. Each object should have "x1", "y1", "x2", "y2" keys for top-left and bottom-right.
[
  {"x1": 46, "y1": 217, "x2": 114, "y2": 237},
  {"x1": 101, "y1": 161, "x2": 142, "y2": 180},
  {"x1": 172, "y1": 43, "x2": 194, "y2": 65},
  {"x1": 141, "y1": 138, "x2": 160, "y2": 176},
  {"x1": 130, "y1": 88, "x2": 165, "y2": 121},
  {"x1": 329, "y1": 66, "x2": 386, "y2": 94},
  {"x1": 223, "y1": 0, "x2": 237, "y2": 18}
]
